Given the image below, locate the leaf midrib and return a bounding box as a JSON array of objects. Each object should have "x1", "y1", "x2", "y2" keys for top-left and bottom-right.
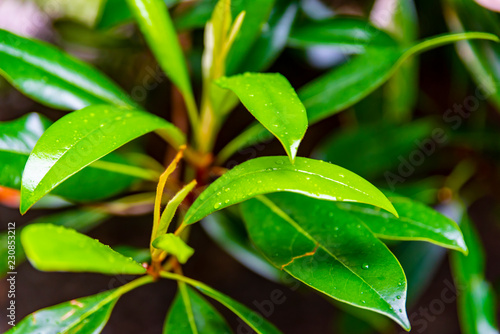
[
  {"x1": 185, "y1": 163, "x2": 371, "y2": 224},
  {"x1": 255, "y1": 195, "x2": 396, "y2": 312}
]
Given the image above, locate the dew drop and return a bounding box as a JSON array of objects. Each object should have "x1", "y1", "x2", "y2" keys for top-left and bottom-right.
[
  {"x1": 362, "y1": 300, "x2": 366, "y2": 304},
  {"x1": 396, "y1": 295, "x2": 401, "y2": 299},
  {"x1": 224, "y1": 187, "x2": 230, "y2": 192},
  {"x1": 275, "y1": 160, "x2": 284, "y2": 165},
  {"x1": 214, "y1": 203, "x2": 221, "y2": 209},
  {"x1": 362, "y1": 263, "x2": 369, "y2": 270},
  {"x1": 399, "y1": 309, "x2": 403, "y2": 313},
  {"x1": 224, "y1": 199, "x2": 230, "y2": 204}
]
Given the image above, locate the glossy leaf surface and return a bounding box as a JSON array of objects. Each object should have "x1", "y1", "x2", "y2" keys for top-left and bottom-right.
[
  {"x1": 0, "y1": 113, "x2": 142, "y2": 203},
  {"x1": 218, "y1": 32, "x2": 499, "y2": 161},
  {"x1": 217, "y1": 73, "x2": 308, "y2": 161},
  {"x1": 288, "y1": 18, "x2": 396, "y2": 51},
  {"x1": 451, "y1": 216, "x2": 499, "y2": 334},
  {"x1": 21, "y1": 224, "x2": 146, "y2": 274},
  {"x1": 153, "y1": 234, "x2": 194, "y2": 264},
  {"x1": 7, "y1": 289, "x2": 118, "y2": 334},
  {"x1": 338, "y1": 193, "x2": 467, "y2": 253},
  {"x1": 163, "y1": 284, "x2": 232, "y2": 334},
  {"x1": 20, "y1": 105, "x2": 185, "y2": 213},
  {"x1": 184, "y1": 156, "x2": 397, "y2": 225},
  {"x1": 1, "y1": 209, "x2": 109, "y2": 276},
  {"x1": 240, "y1": 193, "x2": 409, "y2": 330},
  {"x1": 126, "y1": 0, "x2": 194, "y2": 100},
  {"x1": 0, "y1": 29, "x2": 136, "y2": 110}
]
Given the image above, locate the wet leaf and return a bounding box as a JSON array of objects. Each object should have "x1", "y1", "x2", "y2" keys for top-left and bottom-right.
[
  {"x1": 153, "y1": 234, "x2": 194, "y2": 264},
  {"x1": 20, "y1": 105, "x2": 185, "y2": 213},
  {"x1": 217, "y1": 73, "x2": 308, "y2": 162},
  {"x1": 337, "y1": 193, "x2": 468, "y2": 253},
  {"x1": 0, "y1": 29, "x2": 137, "y2": 110},
  {"x1": 183, "y1": 156, "x2": 397, "y2": 225},
  {"x1": 240, "y1": 193, "x2": 410, "y2": 330},
  {"x1": 6, "y1": 289, "x2": 119, "y2": 334}
]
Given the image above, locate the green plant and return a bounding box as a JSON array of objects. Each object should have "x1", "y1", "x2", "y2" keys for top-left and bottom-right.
[{"x1": 1, "y1": 0, "x2": 499, "y2": 333}]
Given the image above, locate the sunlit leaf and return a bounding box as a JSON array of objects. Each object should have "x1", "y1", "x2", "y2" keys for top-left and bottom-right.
[
  {"x1": 183, "y1": 156, "x2": 397, "y2": 225},
  {"x1": 217, "y1": 32, "x2": 499, "y2": 162},
  {"x1": 153, "y1": 234, "x2": 194, "y2": 264},
  {"x1": 217, "y1": 73, "x2": 308, "y2": 162},
  {"x1": 7, "y1": 289, "x2": 119, "y2": 334},
  {"x1": 21, "y1": 224, "x2": 146, "y2": 274},
  {"x1": 20, "y1": 105, "x2": 185, "y2": 213},
  {"x1": 0, "y1": 29, "x2": 137, "y2": 110}
]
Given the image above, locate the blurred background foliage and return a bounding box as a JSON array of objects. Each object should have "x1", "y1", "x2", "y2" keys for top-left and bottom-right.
[{"x1": 1, "y1": 0, "x2": 500, "y2": 333}]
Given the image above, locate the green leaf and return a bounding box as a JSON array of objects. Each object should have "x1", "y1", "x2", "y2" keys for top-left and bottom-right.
[
  {"x1": 173, "y1": 0, "x2": 218, "y2": 31},
  {"x1": 160, "y1": 272, "x2": 282, "y2": 334},
  {"x1": 20, "y1": 104, "x2": 185, "y2": 213},
  {"x1": 156, "y1": 180, "x2": 197, "y2": 239},
  {"x1": 98, "y1": 0, "x2": 179, "y2": 30},
  {"x1": 216, "y1": 32, "x2": 499, "y2": 161},
  {"x1": 444, "y1": 0, "x2": 500, "y2": 111},
  {"x1": 203, "y1": 211, "x2": 281, "y2": 281},
  {"x1": 451, "y1": 216, "x2": 499, "y2": 334},
  {"x1": 8, "y1": 275, "x2": 153, "y2": 333},
  {"x1": 126, "y1": 0, "x2": 196, "y2": 119},
  {"x1": 152, "y1": 234, "x2": 194, "y2": 264},
  {"x1": 288, "y1": 18, "x2": 396, "y2": 51},
  {"x1": 226, "y1": 0, "x2": 276, "y2": 74},
  {"x1": 239, "y1": 0, "x2": 299, "y2": 72},
  {"x1": 1, "y1": 209, "x2": 109, "y2": 277},
  {"x1": 217, "y1": 73, "x2": 308, "y2": 162},
  {"x1": 163, "y1": 283, "x2": 232, "y2": 334},
  {"x1": 7, "y1": 289, "x2": 119, "y2": 334},
  {"x1": 183, "y1": 156, "x2": 397, "y2": 225},
  {"x1": 0, "y1": 29, "x2": 137, "y2": 111},
  {"x1": 314, "y1": 119, "x2": 436, "y2": 179},
  {"x1": 300, "y1": 32, "x2": 499, "y2": 124},
  {"x1": 21, "y1": 224, "x2": 146, "y2": 275},
  {"x1": 113, "y1": 246, "x2": 151, "y2": 263},
  {"x1": 240, "y1": 193, "x2": 410, "y2": 330},
  {"x1": 337, "y1": 193, "x2": 467, "y2": 253},
  {"x1": 0, "y1": 113, "x2": 149, "y2": 204}
]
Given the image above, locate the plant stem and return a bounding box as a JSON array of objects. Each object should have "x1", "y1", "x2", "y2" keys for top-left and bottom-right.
[{"x1": 117, "y1": 275, "x2": 155, "y2": 295}]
